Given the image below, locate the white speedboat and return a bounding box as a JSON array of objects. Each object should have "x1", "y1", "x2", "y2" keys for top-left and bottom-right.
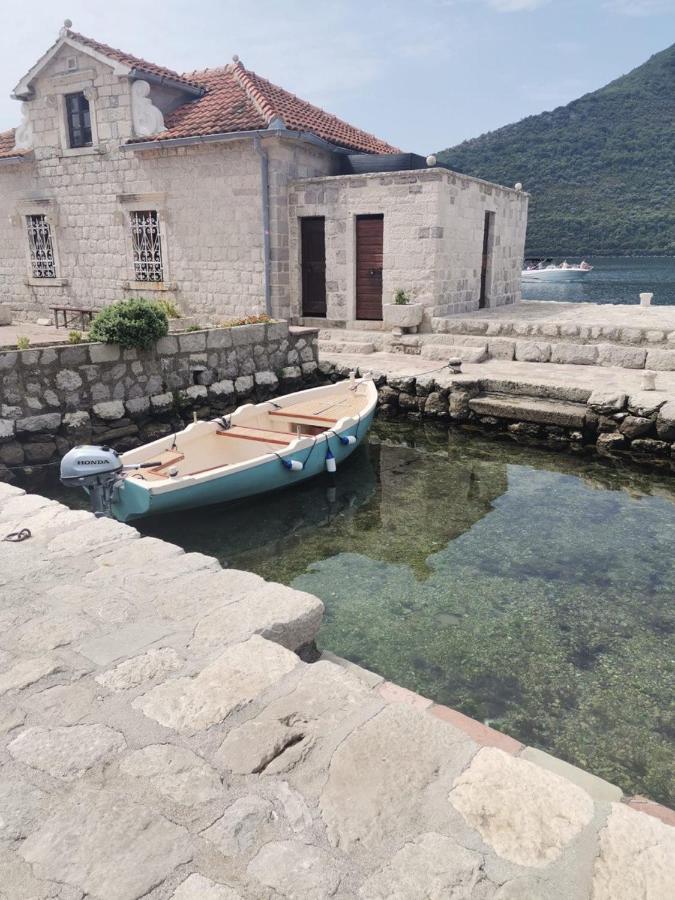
[{"x1": 522, "y1": 258, "x2": 593, "y2": 282}]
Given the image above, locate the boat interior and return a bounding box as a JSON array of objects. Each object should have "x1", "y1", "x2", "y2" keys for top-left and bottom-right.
[{"x1": 122, "y1": 380, "x2": 373, "y2": 485}]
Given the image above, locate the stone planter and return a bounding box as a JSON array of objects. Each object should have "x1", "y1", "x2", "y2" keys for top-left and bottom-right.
[{"x1": 383, "y1": 303, "x2": 424, "y2": 335}]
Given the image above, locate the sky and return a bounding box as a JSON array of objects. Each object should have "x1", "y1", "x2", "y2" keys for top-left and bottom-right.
[{"x1": 1, "y1": 0, "x2": 674, "y2": 151}]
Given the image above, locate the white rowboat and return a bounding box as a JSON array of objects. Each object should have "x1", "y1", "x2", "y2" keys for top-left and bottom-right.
[{"x1": 60, "y1": 377, "x2": 378, "y2": 521}]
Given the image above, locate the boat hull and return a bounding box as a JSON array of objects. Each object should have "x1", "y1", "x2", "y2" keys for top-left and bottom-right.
[
  {"x1": 521, "y1": 268, "x2": 591, "y2": 282},
  {"x1": 111, "y1": 411, "x2": 374, "y2": 522}
]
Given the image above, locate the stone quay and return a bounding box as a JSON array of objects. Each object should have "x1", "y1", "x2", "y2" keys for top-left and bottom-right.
[{"x1": 0, "y1": 481, "x2": 673, "y2": 899}]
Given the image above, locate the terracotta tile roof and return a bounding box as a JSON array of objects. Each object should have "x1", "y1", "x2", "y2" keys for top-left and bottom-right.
[
  {"x1": 137, "y1": 59, "x2": 399, "y2": 154},
  {"x1": 0, "y1": 128, "x2": 27, "y2": 159},
  {"x1": 7, "y1": 31, "x2": 397, "y2": 156},
  {"x1": 155, "y1": 66, "x2": 267, "y2": 141},
  {"x1": 66, "y1": 30, "x2": 203, "y2": 90}
]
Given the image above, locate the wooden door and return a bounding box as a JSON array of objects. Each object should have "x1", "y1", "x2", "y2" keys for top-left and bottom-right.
[
  {"x1": 356, "y1": 215, "x2": 384, "y2": 320},
  {"x1": 479, "y1": 211, "x2": 494, "y2": 309},
  {"x1": 301, "y1": 217, "x2": 326, "y2": 317}
]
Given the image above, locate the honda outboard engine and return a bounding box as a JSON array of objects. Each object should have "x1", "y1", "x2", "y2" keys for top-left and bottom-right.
[{"x1": 60, "y1": 445, "x2": 123, "y2": 518}]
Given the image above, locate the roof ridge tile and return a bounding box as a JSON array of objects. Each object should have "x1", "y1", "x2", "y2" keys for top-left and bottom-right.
[{"x1": 230, "y1": 59, "x2": 278, "y2": 126}]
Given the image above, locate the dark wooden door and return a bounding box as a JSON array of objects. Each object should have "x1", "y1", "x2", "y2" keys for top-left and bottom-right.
[
  {"x1": 479, "y1": 211, "x2": 493, "y2": 309},
  {"x1": 356, "y1": 215, "x2": 383, "y2": 320},
  {"x1": 301, "y1": 217, "x2": 326, "y2": 317}
]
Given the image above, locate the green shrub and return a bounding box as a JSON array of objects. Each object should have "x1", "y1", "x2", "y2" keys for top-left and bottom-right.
[
  {"x1": 16, "y1": 336, "x2": 30, "y2": 350},
  {"x1": 89, "y1": 299, "x2": 168, "y2": 349},
  {"x1": 68, "y1": 330, "x2": 83, "y2": 344},
  {"x1": 393, "y1": 289, "x2": 411, "y2": 305}
]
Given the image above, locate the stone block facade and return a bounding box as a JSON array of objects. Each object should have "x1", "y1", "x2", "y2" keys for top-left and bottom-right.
[
  {"x1": 0, "y1": 40, "x2": 335, "y2": 323},
  {"x1": 288, "y1": 169, "x2": 528, "y2": 326},
  {"x1": 0, "y1": 35, "x2": 527, "y2": 329},
  {"x1": 0, "y1": 322, "x2": 319, "y2": 470}
]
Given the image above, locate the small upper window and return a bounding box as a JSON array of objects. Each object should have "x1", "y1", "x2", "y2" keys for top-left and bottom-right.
[
  {"x1": 26, "y1": 215, "x2": 56, "y2": 279},
  {"x1": 65, "y1": 91, "x2": 92, "y2": 148},
  {"x1": 130, "y1": 210, "x2": 164, "y2": 282}
]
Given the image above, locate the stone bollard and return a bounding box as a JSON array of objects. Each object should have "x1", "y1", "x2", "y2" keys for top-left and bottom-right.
[
  {"x1": 641, "y1": 370, "x2": 656, "y2": 391},
  {"x1": 639, "y1": 292, "x2": 653, "y2": 307}
]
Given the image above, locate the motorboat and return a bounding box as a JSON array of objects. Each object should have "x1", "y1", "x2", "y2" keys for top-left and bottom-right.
[
  {"x1": 522, "y1": 258, "x2": 593, "y2": 282},
  {"x1": 60, "y1": 376, "x2": 377, "y2": 522}
]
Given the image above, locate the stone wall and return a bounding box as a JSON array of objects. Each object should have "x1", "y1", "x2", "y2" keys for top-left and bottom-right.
[
  {"x1": 0, "y1": 41, "x2": 335, "y2": 323},
  {"x1": 0, "y1": 322, "x2": 319, "y2": 473},
  {"x1": 288, "y1": 168, "x2": 528, "y2": 325}
]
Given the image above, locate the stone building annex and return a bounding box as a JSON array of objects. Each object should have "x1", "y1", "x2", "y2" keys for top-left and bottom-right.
[{"x1": 0, "y1": 25, "x2": 528, "y2": 327}]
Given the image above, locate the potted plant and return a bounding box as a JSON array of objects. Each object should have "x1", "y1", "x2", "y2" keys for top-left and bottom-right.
[{"x1": 383, "y1": 289, "x2": 424, "y2": 335}]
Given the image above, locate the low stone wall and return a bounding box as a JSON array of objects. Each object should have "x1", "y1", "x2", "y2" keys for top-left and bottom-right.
[
  {"x1": 0, "y1": 322, "x2": 319, "y2": 474},
  {"x1": 323, "y1": 362, "x2": 675, "y2": 468}
]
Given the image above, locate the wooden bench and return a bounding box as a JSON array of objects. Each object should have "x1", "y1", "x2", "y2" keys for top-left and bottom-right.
[
  {"x1": 269, "y1": 410, "x2": 338, "y2": 426},
  {"x1": 50, "y1": 305, "x2": 95, "y2": 330},
  {"x1": 216, "y1": 426, "x2": 291, "y2": 446}
]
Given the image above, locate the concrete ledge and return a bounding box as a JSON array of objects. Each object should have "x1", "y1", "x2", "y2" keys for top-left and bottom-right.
[
  {"x1": 520, "y1": 746, "x2": 623, "y2": 803},
  {"x1": 430, "y1": 704, "x2": 523, "y2": 754}
]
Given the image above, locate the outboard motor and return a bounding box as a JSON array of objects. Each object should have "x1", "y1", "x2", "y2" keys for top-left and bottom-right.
[{"x1": 60, "y1": 445, "x2": 124, "y2": 518}]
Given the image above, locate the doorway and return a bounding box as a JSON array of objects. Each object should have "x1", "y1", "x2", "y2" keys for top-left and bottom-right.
[
  {"x1": 301, "y1": 217, "x2": 327, "y2": 317},
  {"x1": 479, "y1": 211, "x2": 494, "y2": 309},
  {"x1": 355, "y1": 214, "x2": 384, "y2": 320}
]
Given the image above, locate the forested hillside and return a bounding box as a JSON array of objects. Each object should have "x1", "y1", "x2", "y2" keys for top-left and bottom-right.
[{"x1": 438, "y1": 44, "x2": 675, "y2": 255}]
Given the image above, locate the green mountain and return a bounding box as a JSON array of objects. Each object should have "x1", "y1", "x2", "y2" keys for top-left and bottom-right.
[{"x1": 437, "y1": 45, "x2": 675, "y2": 256}]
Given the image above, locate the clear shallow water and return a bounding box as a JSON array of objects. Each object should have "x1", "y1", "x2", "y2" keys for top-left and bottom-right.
[
  {"x1": 522, "y1": 256, "x2": 675, "y2": 305},
  {"x1": 38, "y1": 424, "x2": 675, "y2": 804}
]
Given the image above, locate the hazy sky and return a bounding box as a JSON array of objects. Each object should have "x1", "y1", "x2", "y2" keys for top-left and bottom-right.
[{"x1": 2, "y1": 0, "x2": 674, "y2": 151}]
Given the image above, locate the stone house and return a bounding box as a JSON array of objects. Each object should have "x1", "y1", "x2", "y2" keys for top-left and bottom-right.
[{"x1": 0, "y1": 25, "x2": 528, "y2": 328}]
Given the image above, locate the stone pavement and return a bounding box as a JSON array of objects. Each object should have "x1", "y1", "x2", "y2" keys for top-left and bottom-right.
[
  {"x1": 0, "y1": 482, "x2": 673, "y2": 900},
  {"x1": 0, "y1": 323, "x2": 72, "y2": 348},
  {"x1": 437, "y1": 300, "x2": 675, "y2": 331},
  {"x1": 323, "y1": 352, "x2": 675, "y2": 397}
]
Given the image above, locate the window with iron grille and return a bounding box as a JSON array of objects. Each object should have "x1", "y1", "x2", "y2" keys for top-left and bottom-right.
[
  {"x1": 130, "y1": 210, "x2": 164, "y2": 282},
  {"x1": 26, "y1": 214, "x2": 56, "y2": 279},
  {"x1": 65, "y1": 91, "x2": 92, "y2": 148}
]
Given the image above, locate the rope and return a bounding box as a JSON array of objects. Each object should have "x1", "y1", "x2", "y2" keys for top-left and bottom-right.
[
  {"x1": 3, "y1": 527, "x2": 31, "y2": 542},
  {"x1": 406, "y1": 362, "x2": 453, "y2": 379},
  {"x1": 274, "y1": 435, "x2": 319, "y2": 470}
]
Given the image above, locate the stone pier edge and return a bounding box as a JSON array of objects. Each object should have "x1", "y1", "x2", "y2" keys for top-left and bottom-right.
[
  {"x1": 319, "y1": 360, "x2": 675, "y2": 467},
  {"x1": 0, "y1": 484, "x2": 675, "y2": 900},
  {"x1": 320, "y1": 651, "x2": 675, "y2": 828}
]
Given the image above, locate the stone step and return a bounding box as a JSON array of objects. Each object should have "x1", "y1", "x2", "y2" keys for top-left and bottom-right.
[
  {"x1": 318, "y1": 339, "x2": 375, "y2": 355},
  {"x1": 484, "y1": 338, "x2": 675, "y2": 371},
  {"x1": 420, "y1": 344, "x2": 488, "y2": 364},
  {"x1": 469, "y1": 393, "x2": 587, "y2": 428},
  {"x1": 415, "y1": 333, "x2": 489, "y2": 348},
  {"x1": 432, "y1": 315, "x2": 675, "y2": 349}
]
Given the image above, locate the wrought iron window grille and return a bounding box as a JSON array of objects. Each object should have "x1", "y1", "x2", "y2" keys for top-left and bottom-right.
[
  {"x1": 130, "y1": 210, "x2": 164, "y2": 282},
  {"x1": 27, "y1": 214, "x2": 56, "y2": 279}
]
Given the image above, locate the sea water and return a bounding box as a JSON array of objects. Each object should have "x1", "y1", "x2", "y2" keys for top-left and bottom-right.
[{"x1": 522, "y1": 256, "x2": 675, "y2": 305}]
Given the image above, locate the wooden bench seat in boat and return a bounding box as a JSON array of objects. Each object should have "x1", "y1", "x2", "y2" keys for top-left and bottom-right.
[
  {"x1": 127, "y1": 451, "x2": 185, "y2": 482},
  {"x1": 216, "y1": 425, "x2": 293, "y2": 446},
  {"x1": 268, "y1": 392, "x2": 365, "y2": 428}
]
